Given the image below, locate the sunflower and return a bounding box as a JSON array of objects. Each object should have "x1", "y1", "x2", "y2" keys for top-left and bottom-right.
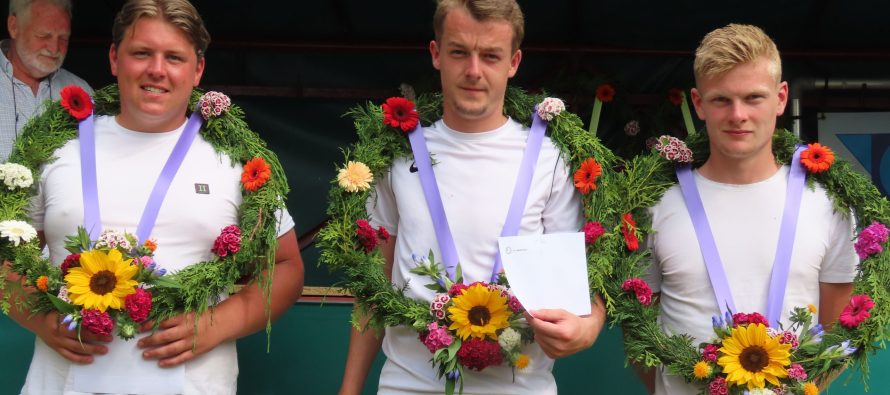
[
  {"x1": 573, "y1": 158, "x2": 602, "y2": 194},
  {"x1": 448, "y1": 283, "x2": 510, "y2": 340},
  {"x1": 65, "y1": 249, "x2": 138, "y2": 312},
  {"x1": 717, "y1": 323, "x2": 791, "y2": 389}
]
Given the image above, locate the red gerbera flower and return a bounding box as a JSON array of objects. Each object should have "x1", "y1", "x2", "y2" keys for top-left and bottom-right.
[
  {"x1": 839, "y1": 294, "x2": 875, "y2": 328},
  {"x1": 595, "y1": 84, "x2": 615, "y2": 103},
  {"x1": 621, "y1": 213, "x2": 639, "y2": 251},
  {"x1": 241, "y1": 157, "x2": 272, "y2": 191},
  {"x1": 573, "y1": 158, "x2": 602, "y2": 194},
  {"x1": 60, "y1": 85, "x2": 93, "y2": 120},
  {"x1": 800, "y1": 143, "x2": 835, "y2": 174},
  {"x1": 382, "y1": 97, "x2": 419, "y2": 133},
  {"x1": 668, "y1": 88, "x2": 684, "y2": 106}
]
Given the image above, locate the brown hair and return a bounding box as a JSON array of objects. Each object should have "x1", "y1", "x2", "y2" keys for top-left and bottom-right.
[
  {"x1": 694, "y1": 24, "x2": 781, "y2": 83},
  {"x1": 433, "y1": 0, "x2": 524, "y2": 52},
  {"x1": 112, "y1": 0, "x2": 210, "y2": 59}
]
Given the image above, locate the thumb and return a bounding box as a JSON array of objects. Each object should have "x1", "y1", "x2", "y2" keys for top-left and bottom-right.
[{"x1": 525, "y1": 308, "x2": 568, "y2": 323}]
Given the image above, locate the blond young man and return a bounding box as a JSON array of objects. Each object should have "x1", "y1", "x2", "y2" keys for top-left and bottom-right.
[
  {"x1": 640, "y1": 24, "x2": 857, "y2": 394},
  {"x1": 339, "y1": 1, "x2": 606, "y2": 394},
  {"x1": 7, "y1": 1, "x2": 304, "y2": 393}
]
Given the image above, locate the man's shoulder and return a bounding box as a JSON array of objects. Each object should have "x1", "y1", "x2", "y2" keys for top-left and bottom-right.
[{"x1": 53, "y1": 68, "x2": 93, "y2": 93}]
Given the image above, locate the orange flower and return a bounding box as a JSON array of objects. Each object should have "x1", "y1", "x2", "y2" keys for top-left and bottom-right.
[
  {"x1": 573, "y1": 158, "x2": 602, "y2": 194},
  {"x1": 800, "y1": 143, "x2": 834, "y2": 173},
  {"x1": 595, "y1": 84, "x2": 615, "y2": 103},
  {"x1": 144, "y1": 238, "x2": 157, "y2": 252},
  {"x1": 515, "y1": 354, "x2": 530, "y2": 369},
  {"x1": 36, "y1": 275, "x2": 49, "y2": 292},
  {"x1": 242, "y1": 157, "x2": 272, "y2": 191},
  {"x1": 621, "y1": 213, "x2": 639, "y2": 251}
]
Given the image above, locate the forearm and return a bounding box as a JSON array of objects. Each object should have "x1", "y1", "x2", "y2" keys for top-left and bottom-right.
[{"x1": 339, "y1": 313, "x2": 384, "y2": 395}]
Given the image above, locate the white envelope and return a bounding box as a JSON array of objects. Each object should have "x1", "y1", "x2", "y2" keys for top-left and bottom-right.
[
  {"x1": 68, "y1": 332, "x2": 184, "y2": 394},
  {"x1": 497, "y1": 232, "x2": 591, "y2": 316}
]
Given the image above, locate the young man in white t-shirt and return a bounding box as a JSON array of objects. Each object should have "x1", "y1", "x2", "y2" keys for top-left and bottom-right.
[
  {"x1": 639, "y1": 24, "x2": 857, "y2": 395},
  {"x1": 5, "y1": 1, "x2": 304, "y2": 394},
  {"x1": 338, "y1": 1, "x2": 606, "y2": 394}
]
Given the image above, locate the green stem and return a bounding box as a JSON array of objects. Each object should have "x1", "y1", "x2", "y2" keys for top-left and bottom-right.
[
  {"x1": 589, "y1": 99, "x2": 603, "y2": 135},
  {"x1": 680, "y1": 91, "x2": 696, "y2": 135}
]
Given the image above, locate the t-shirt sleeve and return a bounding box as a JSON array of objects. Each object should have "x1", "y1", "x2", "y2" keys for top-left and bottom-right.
[
  {"x1": 542, "y1": 153, "x2": 583, "y2": 234},
  {"x1": 643, "y1": 207, "x2": 662, "y2": 293},
  {"x1": 366, "y1": 166, "x2": 399, "y2": 235},
  {"x1": 27, "y1": 167, "x2": 48, "y2": 232},
  {"x1": 275, "y1": 206, "x2": 295, "y2": 237},
  {"x1": 819, "y1": 208, "x2": 858, "y2": 283}
]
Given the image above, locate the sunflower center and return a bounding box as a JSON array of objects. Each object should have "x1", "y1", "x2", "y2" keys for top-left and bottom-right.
[
  {"x1": 89, "y1": 270, "x2": 118, "y2": 295},
  {"x1": 739, "y1": 345, "x2": 770, "y2": 372},
  {"x1": 468, "y1": 306, "x2": 491, "y2": 326}
]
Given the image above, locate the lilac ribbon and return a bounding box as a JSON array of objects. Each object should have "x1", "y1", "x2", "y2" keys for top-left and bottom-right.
[
  {"x1": 79, "y1": 114, "x2": 100, "y2": 239},
  {"x1": 408, "y1": 114, "x2": 547, "y2": 283},
  {"x1": 79, "y1": 112, "x2": 203, "y2": 243},
  {"x1": 676, "y1": 145, "x2": 806, "y2": 324}
]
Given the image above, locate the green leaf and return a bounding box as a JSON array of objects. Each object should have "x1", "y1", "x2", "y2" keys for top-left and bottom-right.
[{"x1": 46, "y1": 293, "x2": 77, "y2": 315}]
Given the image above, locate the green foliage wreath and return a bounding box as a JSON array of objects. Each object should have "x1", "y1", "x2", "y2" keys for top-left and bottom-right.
[{"x1": 0, "y1": 84, "x2": 288, "y2": 337}]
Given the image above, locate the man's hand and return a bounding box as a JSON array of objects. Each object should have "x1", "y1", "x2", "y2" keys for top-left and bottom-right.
[
  {"x1": 525, "y1": 294, "x2": 606, "y2": 358},
  {"x1": 34, "y1": 311, "x2": 111, "y2": 364},
  {"x1": 137, "y1": 312, "x2": 224, "y2": 368}
]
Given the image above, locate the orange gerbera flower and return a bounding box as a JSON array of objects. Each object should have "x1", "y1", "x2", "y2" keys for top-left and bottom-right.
[
  {"x1": 36, "y1": 275, "x2": 49, "y2": 292},
  {"x1": 800, "y1": 143, "x2": 834, "y2": 173},
  {"x1": 143, "y1": 238, "x2": 157, "y2": 252},
  {"x1": 573, "y1": 158, "x2": 602, "y2": 194},
  {"x1": 595, "y1": 84, "x2": 615, "y2": 103},
  {"x1": 242, "y1": 157, "x2": 272, "y2": 191}
]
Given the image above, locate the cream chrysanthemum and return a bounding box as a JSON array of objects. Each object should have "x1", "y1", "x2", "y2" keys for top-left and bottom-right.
[
  {"x1": 0, "y1": 220, "x2": 37, "y2": 246},
  {"x1": 337, "y1": 161, "x2": 373, "y2": 192}
]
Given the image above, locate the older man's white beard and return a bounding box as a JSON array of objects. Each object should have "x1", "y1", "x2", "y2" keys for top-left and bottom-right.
[{"x1": 14, "y1": 45, "x2": 64, "y2": 78}]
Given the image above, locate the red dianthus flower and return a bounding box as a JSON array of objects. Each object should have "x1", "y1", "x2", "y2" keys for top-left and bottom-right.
[
  {"x1": 125, "y1": 288, "x2": 153, "y2": 323},
  {"x1": 81, "y1": 309, "x2": 114, "y2": 336},
  {"x1": 457, "y1": 338, "x2": 503, "y2": 371}
]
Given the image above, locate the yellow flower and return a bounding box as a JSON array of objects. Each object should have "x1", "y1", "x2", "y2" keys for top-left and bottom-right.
[
  {"x1": 693, "y1": 361, "x2": 712, "y2": 379},
  {"x1": 808, "y1": 304, "x2": 817, "y2": 314},
  {"x1": 337, "y1": 161, "x2": 373, "y2": 192},
  {"x1": 65, "y1": 249, "x2": 138, "y2": 312},
  {"x1": 718, "y1": 323, "x2": 791, "y2": 389},
  {"x1": 447, "y1": 283, "x2": 510, "y2": 340},
  {"x1": 803, "y1": 382, "x2": 819, "y2": 395},
  {"x1": 515, "y1": 354, "x2": 530, "y2": 369}
]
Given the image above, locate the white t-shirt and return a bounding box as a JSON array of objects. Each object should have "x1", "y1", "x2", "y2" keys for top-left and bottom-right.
[
  {"x1": 368, "y1": 118, "x2": 583, "y2": 395},
  {"x1": 646, "y1": 167, "x2": 857, "y2": 395},
  {"x1": 24, "y1": 115, "x2": 294, "y2": 395}
]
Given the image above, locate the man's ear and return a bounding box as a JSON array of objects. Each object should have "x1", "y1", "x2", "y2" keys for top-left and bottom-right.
[
  {"x1": 430, "y1": 40, "x2": 441, "y2": 70},
  {"x1": 7, "y1": 15, "x2": 18, "y2": 40},
  {"x1": 690, "y1": 88, "x2": 706, "y2": 120},
  {"x1": 109, "y1": 44, "x2": 119, "y2": 77}
]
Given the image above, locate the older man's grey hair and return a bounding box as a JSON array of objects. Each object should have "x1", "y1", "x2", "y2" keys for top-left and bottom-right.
[{"x1": 9, "y1": 0, "x2": 73, "y2": 27}]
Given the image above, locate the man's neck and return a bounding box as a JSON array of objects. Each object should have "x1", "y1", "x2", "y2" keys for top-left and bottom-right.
[
  {"x1": 442, "y1": 112, "x2": 508, "y2": 133},
  {"x1": 697, "y1": 152, "x2": 782, "y2": 185}
]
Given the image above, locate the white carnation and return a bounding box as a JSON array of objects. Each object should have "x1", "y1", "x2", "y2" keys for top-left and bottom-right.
[
  {"x1": 498, "y1": 327, "x2": 521, "y2": 351},
  {"x1": 0, "y1": 163, "x2": 34, "y2": 190},
  {"x1": 0, "y1": 220, "x2": 38, "y2": 246}
]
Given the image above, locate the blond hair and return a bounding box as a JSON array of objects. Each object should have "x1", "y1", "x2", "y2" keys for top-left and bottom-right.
[
  {"x1": 112, "y1": 0, "x2": 210, "y2": 59},
  {"x1": 433, "y1": 0, "x2": 524, "y2": 52},
  {"x1": 694, "y1": 24, "x2": 781, "y2": 83}
]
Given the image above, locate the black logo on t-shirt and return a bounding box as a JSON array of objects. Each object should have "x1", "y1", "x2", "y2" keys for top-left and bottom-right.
[{"x1": 195, "y1": 183, "x2": 210, "y2": 194}]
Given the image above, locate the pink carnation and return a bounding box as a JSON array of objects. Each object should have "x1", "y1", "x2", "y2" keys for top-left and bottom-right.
[
  {"x1": 125, "y1": 288, "x2": 153, "y2": 323},
  {"x1": 708, "y1": 376, "x2": 728, "y2": 395},
  {"x1": 778, "y1": 331, "x2": 799, "y2": 349},
  {"x1": 583, "y1": 221, "x2": 605, "y2": 245},
  {"x1": 621, "y1": 278, "x2": 652, "y2": 305},
  {"x1": 508, "y1": 296, "x2": 524, "y2": 313},
  {"x1": 854, "y1": 221, "x2": 889, "y2": 260},
  {"x1": 839, "y1": 294, "x2": 875, "y2": 328},
  {"x1": 60, "y1": 253, "x2": 80, "y2": 275},
  {"x1": 448, "y1": 283, "x2": 468, "y2": 297},
  {"x1": 701, "y1": 344, "x2": 719, "y2": 363},
  {"x1": 457, "y1": 338, "x2": 503, "y2": 371},
  {"x1": 81, "y1": 309, "x2": 113, "y2": 336},
  {"x1": 732, "y1": 312, "x2": 768, "y2": 327},
  {"x1": 429, "y1": 293, "x2": 450, "y2": 319},
  {"x1": 212, "y1": 225, "x2": 242, "y2": 257},
  {"x1": 787, "y1": 363, "x2": 808, "y2": 381},
  {"x1": 419, "y1": 322, "x2": 453, "y2": 353}
]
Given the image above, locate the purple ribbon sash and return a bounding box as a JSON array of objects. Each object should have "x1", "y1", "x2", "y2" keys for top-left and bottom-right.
[
  {"x1": 676, "y1": 146, "x2": 806, "y2": 326},
  {"x1": 408, "y1": 114, "x2": 547, "y2": 283},
  {"x1": 79, "y1": 112, "x2": 203, "y2": 243}
]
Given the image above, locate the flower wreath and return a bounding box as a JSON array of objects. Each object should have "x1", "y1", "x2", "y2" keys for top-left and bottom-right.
[
  {"x1": 618, "y1": 132, "x2": 890, "y2": 394},
  {"x1": 319, "y1": 87, "x2": 634, "y2": 393},
  {"x1": 0, "y1": 85, "x2": 288, "y2": 339}
]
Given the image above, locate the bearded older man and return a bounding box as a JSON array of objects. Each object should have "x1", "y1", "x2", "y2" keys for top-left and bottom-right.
[{"x1": 1, "y1": 0, "x2": 92, "y2": 161}]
